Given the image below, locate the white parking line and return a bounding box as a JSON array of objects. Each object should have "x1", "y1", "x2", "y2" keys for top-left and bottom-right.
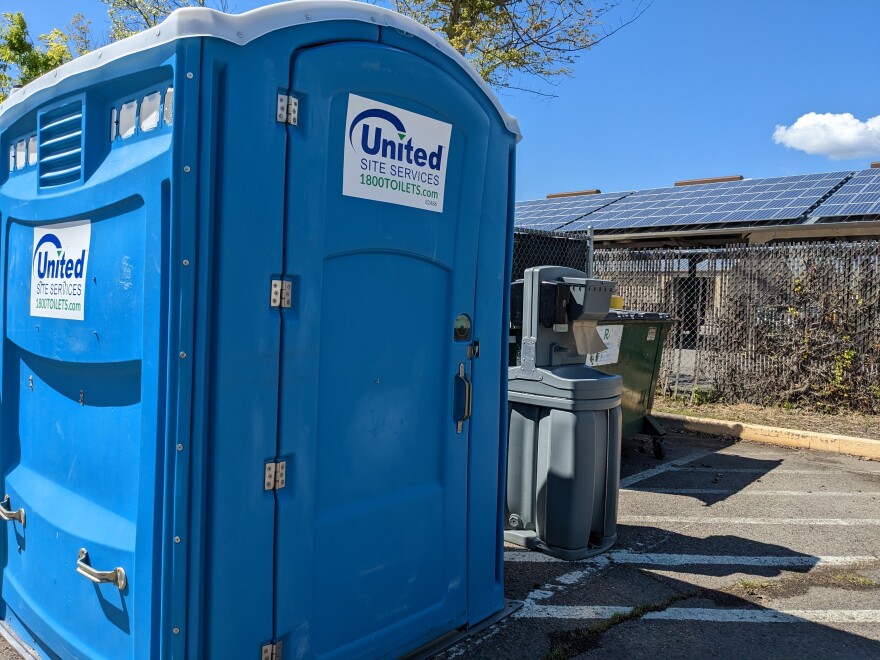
[
  {"x1": 513, "y1": 558, "x2": 611, "y2": 619},
  {"x1": 518, "y1": 606, "x2": 880, "y2": 623},
  {"x1": 619, "y1": 449, "x2": 714, "y2": 489},
  {"x1": 516, "y1": 605, "x2": 629, "y2": 619},
  {"x1": 612, "y1": 552, "x2": 877, "y2": 566},
  {"x1": 623, "y1": 488, "x2": 879, "y2": 497},
  {"x1": 504, "y1": 551, "x2": 878, "y2": 566},
  {"x1": 647, "y1": 608, "x2": 880, "y2": 623},
  {"x1": 619, "y1": 515, "x2": 880, "y2": 526},
  {"x1": 618, "y1": 458, "x2": 844, "y2": 491},
  {"x1": 670, "y1": 467, "x2": 831, "y2": 474}
]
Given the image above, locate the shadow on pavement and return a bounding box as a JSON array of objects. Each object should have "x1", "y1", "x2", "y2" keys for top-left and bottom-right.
[
  {"x1": 549, "y1": 568, "x2": 880, "y2": 659},
  {"x1": 611, "y1": 526, "x2": 823, "y2": 578},
  {"x1": 621, "y1": 434, "x2": 785, "y2": 505}
]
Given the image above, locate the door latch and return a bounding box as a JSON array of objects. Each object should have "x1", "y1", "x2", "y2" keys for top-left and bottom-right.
[{"x1": 454, "y1": 363, "x2": 473, "y2": 434}]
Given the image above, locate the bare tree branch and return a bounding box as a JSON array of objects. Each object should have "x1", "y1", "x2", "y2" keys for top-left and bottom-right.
[{"x1": 390, "y1": 0, "x2": 651, "y2": 91}]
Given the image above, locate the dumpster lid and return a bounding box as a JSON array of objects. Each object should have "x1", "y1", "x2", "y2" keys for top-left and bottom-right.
[
  {"x1": 0, "y1": 1, "x2": 522, "y2": 142},
  {"x1": 604, "y1": 309, "x2": 674, "y2": 322},
  {"x1": 509, "y1": 365, "x2": 622, "y2": 400}
]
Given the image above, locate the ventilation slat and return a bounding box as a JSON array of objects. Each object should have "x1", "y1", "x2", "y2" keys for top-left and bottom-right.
[
  {"x1": 40, "y1": 165, "x2": 82, "y2": 182},
  {"x1": 41, "y1": 112, "x2": 83, "y2": 133},
  {"x1": 39, "y1": 147, "x2": 82, "y2": 165},
  {"x1": 40, "y1": 130, "x2": 83, "y2": 150},
  {"x1": 39, "y1": 101, "x2": 83, "y2": 188}
]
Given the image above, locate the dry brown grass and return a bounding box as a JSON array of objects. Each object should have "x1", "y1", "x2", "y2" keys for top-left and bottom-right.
[{"x1": 654, "y1": 400, "x2": 879, "y2": 440}]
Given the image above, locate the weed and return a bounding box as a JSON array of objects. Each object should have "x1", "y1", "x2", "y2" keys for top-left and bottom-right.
[{"x1": 544, "y1": 591, "x2": 697, "y2": 659}]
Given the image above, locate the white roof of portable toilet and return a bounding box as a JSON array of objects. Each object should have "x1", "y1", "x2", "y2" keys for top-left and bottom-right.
[{"x1": 0, "y1": 0, "x2": 521, "y2": 141}]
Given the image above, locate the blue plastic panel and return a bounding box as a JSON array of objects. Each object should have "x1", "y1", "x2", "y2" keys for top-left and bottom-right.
[
  {"x1": 0, "y1": 68, "x2": 172, "y2": 656},
  {"x1": 812, "y1": 169, "x2": 880, "y2": 218}
]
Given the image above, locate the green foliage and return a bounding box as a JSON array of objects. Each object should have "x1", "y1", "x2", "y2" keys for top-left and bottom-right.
[
  {"x1": 4, "y1": 0, "x2": 638, "y2": 97},
  {"x1": 663, "y1": 387, "x2": 719, "y2": 408},
  {"x1": 0, "y1": 13, "x2": 71, "y2": 101},
  {"x1": 0, "y1": 13, "x2": 96, "y2": 102},
  {"x1": 691, "y1": 386, "x2": 719, "y2": 406},
  {"x1": 389, "y1": 0, "x2": 644, "y2": 91}
]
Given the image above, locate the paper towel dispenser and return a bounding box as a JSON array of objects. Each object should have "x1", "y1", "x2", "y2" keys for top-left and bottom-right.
[{"x1": 510, "y1": 266, "x2": 616, "y2": 371}]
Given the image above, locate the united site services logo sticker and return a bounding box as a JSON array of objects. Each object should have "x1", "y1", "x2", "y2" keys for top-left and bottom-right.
[
  {"x1": 342, "y1": 94, "x2": 452, "y2": 213},
  {"x1": 30, "y1": 221, "x2": 91, "y2": 320}
]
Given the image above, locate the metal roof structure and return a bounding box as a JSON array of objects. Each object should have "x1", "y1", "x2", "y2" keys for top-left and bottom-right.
[{"x1": 516, "y1": 168, "x2": 880, "y2": 247}]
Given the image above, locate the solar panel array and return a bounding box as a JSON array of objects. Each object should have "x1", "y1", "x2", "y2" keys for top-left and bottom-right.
[
  {"x1": 514, "y1": 192, "x2": 631, "y2": 230},
  {"x1": 514, "y1": 169, "x2": 880, "y2": 234},
  {"x1": 811, "y1": 168, "x2": 880, "y2": 218},
  {"x1": 563, "y1": 171, "x2": 850, "y2": 232}
]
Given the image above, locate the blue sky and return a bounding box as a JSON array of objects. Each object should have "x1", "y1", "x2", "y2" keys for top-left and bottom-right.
[{"x1": 12, "y1": 0, "x2": 880, "y2": 200}]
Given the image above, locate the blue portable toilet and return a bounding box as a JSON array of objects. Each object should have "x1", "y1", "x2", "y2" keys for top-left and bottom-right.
[{"x1": 0, "y1": 2, "x2": 520, "y2": 657}]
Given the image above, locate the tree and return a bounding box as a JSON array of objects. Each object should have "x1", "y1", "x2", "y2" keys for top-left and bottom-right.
[
  {"x1": 68, "y1": 14, "x2": 97, "y2": 57},
  {"x1": 0, "y1": 13, "x2": 90, "y2": 102},
  {"x1": 387, "y1": 0, "x2": 651, "y2": 92},
  {"x1": 101, "y1": 0, "x2": 229, "y2": 41},
  {"x1": 99, "y1": 0, "x2": 647, "y2": 92},
  {"x1": 2, "y1": 0, "x2": 648, "y2": 100}
]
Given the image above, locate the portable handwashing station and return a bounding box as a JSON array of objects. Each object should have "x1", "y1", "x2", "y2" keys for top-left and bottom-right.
[{"x1": 506, "y1": 266, "x2": 623, "y2": 560}]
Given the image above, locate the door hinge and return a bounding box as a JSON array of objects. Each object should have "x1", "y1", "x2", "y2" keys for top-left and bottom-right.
[
  {"x1": 261, "y1": 641, "x2": 282, "y2": 660},
  {"x1": 264, "y1": 461, "x2": 287, "y2": 491},
  {"x1": 276, "y1": 94, "x2": 298, "y2": 125},
  {"x1": 467, "y1": 341, "x2": 480, "y2": 359},
  {"x1": 270, "y1": 279, "x2": 292, "y2": 308}
]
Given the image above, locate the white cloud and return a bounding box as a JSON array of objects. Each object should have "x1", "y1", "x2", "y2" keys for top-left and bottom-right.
[{"x1": 773, "y1": 112, "x2": 880, "y2": 160}]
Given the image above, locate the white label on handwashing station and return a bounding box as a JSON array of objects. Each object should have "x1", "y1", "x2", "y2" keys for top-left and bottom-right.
[
  {"x1": 586, "y1": 325, "x2": 623, "y2": 367},
  {"x1": 30, "y1": 221, "x2": 91, "y2": 320},
  {"x1": 342, "y1": 94, "x2": 452, "y2": 213}
]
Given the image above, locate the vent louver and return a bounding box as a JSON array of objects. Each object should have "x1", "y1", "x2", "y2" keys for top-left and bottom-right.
[{"x1": 38, "y1": 101, "x2": 83, "y2": 188}]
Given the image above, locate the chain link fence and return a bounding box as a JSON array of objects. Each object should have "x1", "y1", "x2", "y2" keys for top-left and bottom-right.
[
  {"x1": 512, "y1": 231, "x2": 880, "y2": 414},
  {"x1": 511, "y1": 228, "x2": 592, "y2": 280},
  {"x1": 593, "y1": 241, "x2": 880, "y2": 414}
]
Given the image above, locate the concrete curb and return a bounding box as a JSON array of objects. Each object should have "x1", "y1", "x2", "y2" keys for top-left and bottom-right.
[{"x1": 653, "y1": 412, "x2": 880, "y2": 461}]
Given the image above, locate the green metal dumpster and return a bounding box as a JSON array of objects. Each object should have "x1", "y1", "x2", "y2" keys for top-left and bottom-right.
[{"x1": 587, "y1": 311, "x2": 675, "y2": 439}]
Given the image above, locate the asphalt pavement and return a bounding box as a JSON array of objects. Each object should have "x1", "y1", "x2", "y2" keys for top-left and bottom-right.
[
  {"x1": 1, "y1": 431, "x2": 877, "y2": 659},
  {"x1": 445, "y1": 431, "x2": 880, "y2": 660}
]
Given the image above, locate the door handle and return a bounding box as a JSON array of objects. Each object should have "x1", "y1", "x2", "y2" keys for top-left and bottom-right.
[
  {"x1": 76, "y1": 548, "x2": 127, "y2": 590},
  {"x1": 0, "y1": 495, "x2": 25, "y2": 526},
  {"x1": 454, "y1": 362, "x2": 472, "y2": 434}
]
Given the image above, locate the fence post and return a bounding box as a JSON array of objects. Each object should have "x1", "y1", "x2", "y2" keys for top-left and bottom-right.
[{"x1": 585, "y1": 226, "x2": 594, "y2": 278}]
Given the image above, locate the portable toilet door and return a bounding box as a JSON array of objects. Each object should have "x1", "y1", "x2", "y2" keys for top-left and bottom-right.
[
  {"x1": 274, "y1": 43, "x2": 485, "y2": 655},
  {"x1": 192, "y1": 6, "x2": 519, "y2": 656}
]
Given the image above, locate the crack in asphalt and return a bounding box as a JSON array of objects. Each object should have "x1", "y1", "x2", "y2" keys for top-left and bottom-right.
[{"x1": 543, "y1": 590, "x2": 701, "y2": 659}]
